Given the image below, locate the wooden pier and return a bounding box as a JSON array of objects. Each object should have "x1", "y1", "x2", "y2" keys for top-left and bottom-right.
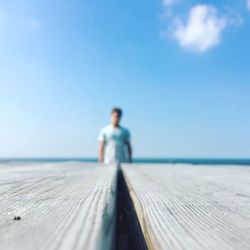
[
  {"x1": 0, "y1": 162, "x2": 250, "y2": 250},
  {"x1": 0, "y1": 162, "x2": 117, "y2": 250},
  {"x1": 122, "y1": 164, "x2": 250, "y2": 250}
]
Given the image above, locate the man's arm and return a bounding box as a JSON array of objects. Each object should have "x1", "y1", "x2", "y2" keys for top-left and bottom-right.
[
  {"x1": 98, "y1": 141, "x2": 105, "y2": 164},
  {"x1": 126, "y1": 141, "x2": 132, "y2": 163}
]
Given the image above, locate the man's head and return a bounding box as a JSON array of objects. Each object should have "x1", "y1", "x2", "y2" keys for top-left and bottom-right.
[{"x1": 111, "y1": 107, "x2": 122, "y2": 127}]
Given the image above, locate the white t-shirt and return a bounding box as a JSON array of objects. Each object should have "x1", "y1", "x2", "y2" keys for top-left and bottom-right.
[{"x1": 98, "y1": 124, "x2": 131, "y2": 165}]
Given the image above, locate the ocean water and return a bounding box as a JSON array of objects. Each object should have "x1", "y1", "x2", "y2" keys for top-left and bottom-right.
[{"x1": 1, "y1": 158, "x2": 250, "y2": 166}]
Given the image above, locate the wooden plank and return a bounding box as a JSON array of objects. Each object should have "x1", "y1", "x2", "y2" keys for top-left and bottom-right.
[
  {"x1": 121, "y1": 164, "x2": 250, "y2": 250},
  {"x1": 0, "y1": 162, "x2": 117, "y2": 250}
]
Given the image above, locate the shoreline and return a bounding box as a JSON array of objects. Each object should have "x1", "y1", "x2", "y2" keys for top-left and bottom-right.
[{"x1": 1, "y1": 157, "x2": 250, "y2": 166}]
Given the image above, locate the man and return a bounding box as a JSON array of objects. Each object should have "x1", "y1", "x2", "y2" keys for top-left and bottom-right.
[{"x1": 98, "y1": 107, "x2": 132, "y2": 166}]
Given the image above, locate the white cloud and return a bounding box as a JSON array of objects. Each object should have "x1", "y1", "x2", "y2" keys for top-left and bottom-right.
[
  {"x1": 161, "y1": 0, "x2": 181, "y2": 17},
  {"x1": 172, "y1": 5, "x2": 231, "y2": 52},
  {"x1": 162, "y1": 0, "x2": 180, "y2": 7},
  {"x1": 247, "y1": 0, "x2": 250, "y2": 10},
  {"x1": 30, "y1": 19, "x2": 42, "y2": 29}
]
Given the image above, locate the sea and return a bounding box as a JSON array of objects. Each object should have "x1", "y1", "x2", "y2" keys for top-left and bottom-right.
[{"x1": 1, "y1": 158, "x2": 250, "y2": 166}]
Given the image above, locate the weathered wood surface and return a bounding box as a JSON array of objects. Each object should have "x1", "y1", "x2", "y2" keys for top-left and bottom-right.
[
  {"x1": 121, "y1": 164, "x2": 250, "y2": 250},
  {"x1": 0, "y1": 162, "x2": 117, "y2": 250}
]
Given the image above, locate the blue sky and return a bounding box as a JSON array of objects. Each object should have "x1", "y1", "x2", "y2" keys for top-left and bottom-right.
[{"x1": 0, "y1": 0, "x2": 250, "y2": 158}]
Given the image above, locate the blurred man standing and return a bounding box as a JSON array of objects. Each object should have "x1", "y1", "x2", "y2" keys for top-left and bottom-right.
[{"x1": 98, "y1": 107, "x2": 132, "y2": 166}]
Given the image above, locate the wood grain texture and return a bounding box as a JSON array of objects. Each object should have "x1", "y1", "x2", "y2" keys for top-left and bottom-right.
[
  {"x1": 121, "y1": 164, "x2": 250, "y2": 250},
  {"x1": 0, "y1": 162, "x2": 117, "y2": 250}
]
